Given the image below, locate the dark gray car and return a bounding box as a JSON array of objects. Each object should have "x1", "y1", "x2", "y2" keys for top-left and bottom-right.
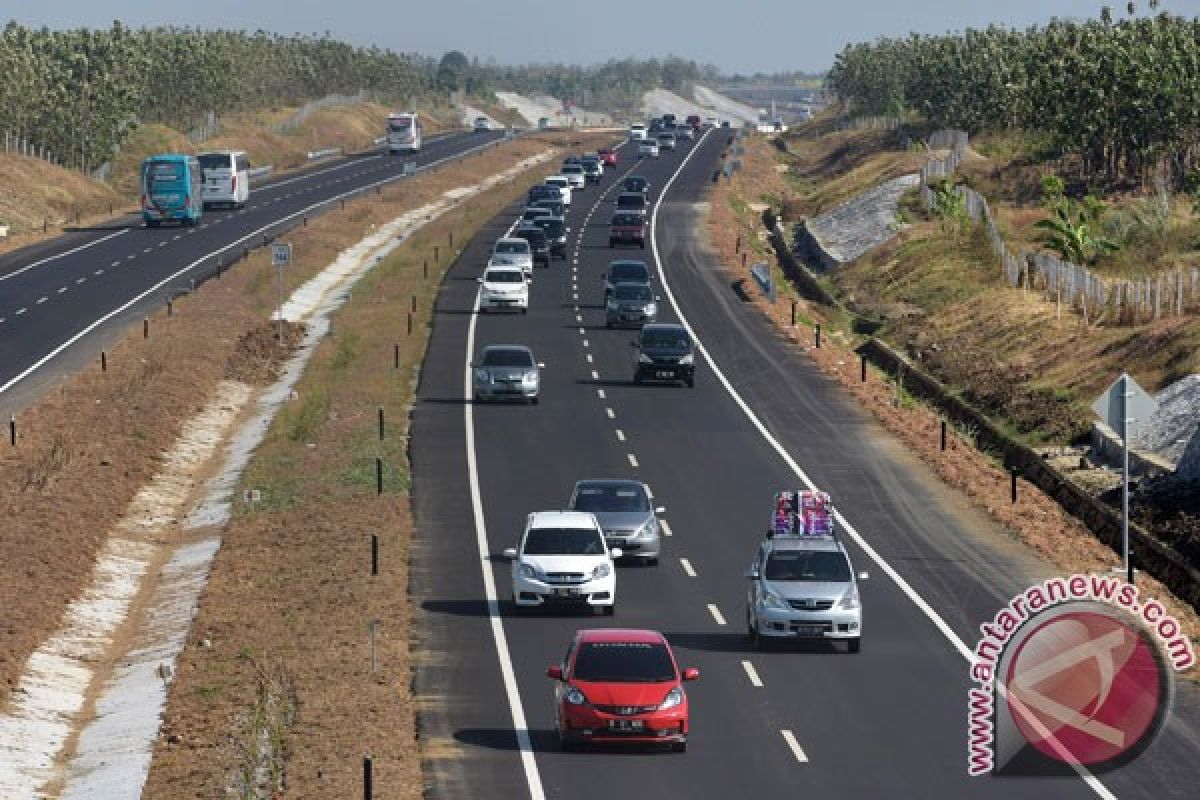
[
  {"x1": 568, "y1": 479, "x2": 665, "y2": 565},
  {"x1": 602, "y1": 259, "x2": 651, "y2": 300},
  {"x1": 472, "y1": 345, "x2": 544, "y2": 404},
  {"x1": 605, "y1": 283, "x2": 659, "y2": 328}
]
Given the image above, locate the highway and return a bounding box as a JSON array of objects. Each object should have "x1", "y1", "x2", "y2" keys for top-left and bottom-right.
[
  {"x1": 0, "y1": 129, "x2": 508, "y2": 411},
  {"x1": 410, "y1": 128, "x2": 1200, "y2": 798}
]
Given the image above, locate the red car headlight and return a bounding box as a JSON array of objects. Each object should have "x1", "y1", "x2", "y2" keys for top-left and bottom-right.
[
  {"x1": 566, "y1": 688, "x2": 587, "y2": 706},
  {"x1": 659, "y1": 687, "x2": 684, "y2": 710}
]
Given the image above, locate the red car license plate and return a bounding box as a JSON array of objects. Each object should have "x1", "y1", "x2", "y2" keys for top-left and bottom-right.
[{"x1": 608, "y1": 719, "x2": 644, "y2": 731}]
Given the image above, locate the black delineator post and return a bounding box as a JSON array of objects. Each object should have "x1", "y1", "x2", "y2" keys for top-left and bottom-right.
[
  {"x1": 814, "y1": 324, "x2": 821, "y2": 349},
  {"x1": 407, "y1": 312, "x2": 413, "y2": 336},
  {"x1": 1011, "y1": 469, "x2": 1018, "y2": 505},
  {"x1": 735, "y1": 235, "x2": 741, "y2": 254},
  {"x1": 100, "y1": 351, "x2": 107, "y2": 372},
  {"x1": 411, "y1": 295, "x2": 417, "y2": 313},
  {"x1": 860, "y1": 354, "x2": 867, "y2": 383},
  {"x1": 423, "y1": 260, "x2": 428, "y2": 280},
  {"x1": 434, "y1": 245, "x2": 440, "y2": 264},
  {"x1": 940, "y1": 419, "x2": 947, "y2": 451},
  {"x1": 143, "y1": 317, "x2": 150, "y2": 339},
  {"x1": 449, "y1": 231, "x2": 454, "y2": 249},
  {"x1": 363, "y1": 756, "x2": 373, "y2": 800},
  {"x1": 741, "y1": 252, "x2": 747, "y2": 269},
  {"x1": 378, "y1": 407, "x2": 385, "y2": 441},
  {"x1": 376, "y1": 457, "x2": 384, "y2": 494},
  {"x1": 790, "y1": 301, "x2": 796, "y2": 326},
  {"x1": 9, "y1": 415, "x2": 15, "y2": 446},
  {"x1": 393, "y1": 344, "x2": 400, "y2": 369},
  {"x1": 371, "y1": 534, "x2": 379, "y2": 576},
  {"x1": 167, "y1": 299, "x2": 173, "y2": 317}
]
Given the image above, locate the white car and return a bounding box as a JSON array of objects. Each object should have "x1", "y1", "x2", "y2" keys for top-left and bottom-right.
[
  {"x1": 638, "y1": 139, "x2": 660, "y2": 158},
  {"x1": 560, "y1": 163, "x2": 586, "y2": 191},
  {"x1": 629, "y1": 123, "x2": 648, "y2": 140},
  {"x1": 491, "y1": 237, "x2": 534, "y2": 278},
  {"x1": 505, "y1": 511, "x2": 620, "y2": 614},
  {"x1": 473, "y1": 116, "x2": 490, "y2": 132},
  {"x1": 544, "y1": 175, "x2": 572, "y2": 207},
  {"x1": 478, "y1": 264, "x2": 529, "y2": 313}
]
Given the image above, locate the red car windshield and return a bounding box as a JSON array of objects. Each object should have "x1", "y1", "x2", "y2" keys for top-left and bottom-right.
[{"x1": 573, "y1": 642, "x2": 676, "y2": 682}]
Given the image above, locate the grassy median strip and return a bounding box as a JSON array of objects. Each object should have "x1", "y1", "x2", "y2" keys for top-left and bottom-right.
[{"x1": 141, "y1": 131, "x2": 617, "y2": 798}]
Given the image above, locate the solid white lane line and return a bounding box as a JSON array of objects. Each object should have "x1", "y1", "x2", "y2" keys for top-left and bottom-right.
[
  {"x1": 606, "y1": 408, "x2": 615, "y2": 419},
  {"x1": 652, "y1": 122, "x2": 1114, "y2": 800},
  {"x1": 707, "y1": 604, "x2": 726, "y2": 626},
  {"x1": 0, "y1": 229, "x2": 129, "y2": 284},
  {"x1": 781, "y1": 730, "x2": 809, "y2": 763},
  {"x1": 616, "y1": 430, "x2": 626, "y2": 442},
  {"x1": 627, "y1": 453, "x2": 638, "y2": 468},
  {"x1": 462, "y1": 285, "x2": 546, "y2": 800},
  {"x1": 680, "y1": 558, "x2": 697, "y2": 577},
  {"x1": 741, "y1": 660, "x2": 763, "y2": 687}
]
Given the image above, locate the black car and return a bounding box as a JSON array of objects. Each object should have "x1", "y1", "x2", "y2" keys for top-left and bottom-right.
[
  {"x1": 515, "y1": 223, "x2": 551, "y2": 267},
  {"x1": 582, "y1": 160, "x2": 602, "y2": 184},
  {"x1": 632, "y1": 323, "x2": 694, "y2": 388},
  {"x1": 603, "y1": 259, "x2": 651, "y2": 299},
  {"x1": 537, "y1": 198, "x2": 566, "y2": 219},
  {"x1": 531, "y1": 214, "x2": 568, "y2": 259},
  {"x1": 623, "y1": 176, "x2": 649, "y2": 195},
  {"x1": 528, "y1": 184, "x2": 562, "y2": 206}
]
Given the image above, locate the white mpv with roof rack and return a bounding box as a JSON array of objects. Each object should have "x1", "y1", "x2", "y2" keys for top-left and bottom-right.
[{"x1": 744, "y1": 490, "x2": 868, "y2": 652}]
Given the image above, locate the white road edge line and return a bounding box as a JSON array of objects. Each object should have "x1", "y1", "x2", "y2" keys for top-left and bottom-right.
[
  {"x1": 0, "y1": 229, "x2": 129, "y2": 284},
  {"x1": 781, "y1": 730, "x2": 809, "y2": 763},
  {"x1": 679, "y1": 558, "x2": 697, "y2": 577},
  {"x1": 707, "y1": 604, "x2": 726, "y2": 626},
  {"x1": 463, "y1": 285, "x2": 546, "y2": 800},
  {"x1": 650, "y1": 126, "x2": 1114, "y2": 800},
  {"x1": 741, "y1": 660, "x2": 763, "y2": 688}
]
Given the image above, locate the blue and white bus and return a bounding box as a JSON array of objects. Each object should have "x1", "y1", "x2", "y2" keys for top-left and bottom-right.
[
  {"x1": 141, "y1": 154, "x2": 203, "y2": 227},
  {"x1": 386, "y1": 112, "x2": 422, "y2": 155}
]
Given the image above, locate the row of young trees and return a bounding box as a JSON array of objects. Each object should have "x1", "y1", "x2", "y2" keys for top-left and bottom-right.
[
  {"x1": 0, "y1": 21, "x2": 434, "y2": 172},
  {"x1": 826, "y1": 9, "x2": 1200, "y2": 185}
]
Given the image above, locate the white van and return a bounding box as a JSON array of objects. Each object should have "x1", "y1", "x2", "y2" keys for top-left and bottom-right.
[{"x1": 198, "y1": 150, "x2": 250, "y2": 209}]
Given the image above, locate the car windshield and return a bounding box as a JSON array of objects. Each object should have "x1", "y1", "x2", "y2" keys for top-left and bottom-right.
[
  {"x1": 518, "y1": 229, "x2": 546, "y2": 244},
  {"x1": 641, "y1": 330, "x2": 689, "y2": 349},
  {"x1": 541, "y1": 220, "x2": 564, "y2": 236},
  {"x1": 495, "y1": 241, "x2": 529, "y2": 255},
  {"x1": 562, "y1": 165, "x2": 582, "y2": 174},
  {"x1": 617, "y1": 196, "x2": 646, "y2": 209},
  {"x1": 485, "y1": 270, "x2": 523, "y2": 284},
  {"x1": 547, "y1": 178, "x2": 567, "y2": 187},
  {"x1": 523, "y1": 527, "x2": 604, "y2": 555},
  {"x1": 572, "y1": 485, "x2": 650, "y2": 513},
  {"x1": 611, "y1": 263, "x2": 649, "y2": 282},
  {"x1": 614, "y1": 285, "x2": 653, "y2": 302},
  {"x1": 480, "y1": 348, "x2": 533, "y2": 367},
  {"x1": 572, "y1": 642, "x2": 675, "y2": 683},
  {"x1": 765, "y1": 551, "x2": 852, "y2": 582},
  {"x1": 198, "y1": 154, "x2": 232, "y2": 171}
]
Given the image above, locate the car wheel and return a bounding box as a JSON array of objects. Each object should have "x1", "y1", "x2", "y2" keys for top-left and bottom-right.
[
  {"x1": 671, "y1": 740, "x2": 687, "y2": 753},
  {"x1": 560, "y1": 735, "x2": 581, "y2": 753},
  {"x1": 521, "y1": 308, "x2": 528, "y2": 315},
  {"x1": 633, "y1": 374, "x2": 643, "y2": 385},
  {"x1": 473, "y1": 393, "x2": 484, "y2": 403},
  {"x1": 686, "y1": 377, "x2": 695, "y2": 389},
  {"x1": 747, "y1": 614, "x2": 762, "y2": 650},
  {"x1": 603, "y1": 604, "x2": 615, "y2": 617},
  {"x1": 642, "y1": 557, "x2": 659, "y2": 567},
  {"x1": 847, "y1": 637, "x2": 861, "y2": 654}
]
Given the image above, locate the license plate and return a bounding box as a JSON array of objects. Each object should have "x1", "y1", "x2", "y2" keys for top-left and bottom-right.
[
  {"x1": 608, "y1": 719, "x2": 644, "y2": 731},
  {"x1": 795, "y1": 625, "x2": 824, "y2": 636},
  {"x1": 553, "y1": 588, "x2": 576, "y2": 597},
  {"x1": 656, "y1": 370, "x2": 675, "y2": 378}
]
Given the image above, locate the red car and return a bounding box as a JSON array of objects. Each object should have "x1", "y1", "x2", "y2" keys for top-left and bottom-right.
[
  {"x1": 598, "y1": 147, "x2": 618, "y2": 167},
  {"x1": 547, "y1": 628, "x2": 698, "y2": 752}
]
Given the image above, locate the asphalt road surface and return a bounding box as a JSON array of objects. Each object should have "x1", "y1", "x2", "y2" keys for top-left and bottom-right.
[
  {"x1": 410, "y1": 127, "x2": 1200, "y2": 799},
  {"x1": 0, "y1": 129, "x2": 507, "y2": 412}
]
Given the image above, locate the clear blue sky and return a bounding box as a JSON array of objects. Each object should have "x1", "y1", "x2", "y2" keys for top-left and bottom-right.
[{"x1": 4, "y1": 0, "x2": 1199, "y2": 73}]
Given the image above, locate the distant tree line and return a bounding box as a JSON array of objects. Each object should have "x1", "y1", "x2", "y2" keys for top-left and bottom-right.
[
  {"x1": 476, "y1": 56, "x2": 721, "y2": 110},
  {"x1": 0, "y1": 21, "x2": 433, "y2": 171},
  {"x1": 826, "y1": 6, "x2": 1200, "y2": 185}
]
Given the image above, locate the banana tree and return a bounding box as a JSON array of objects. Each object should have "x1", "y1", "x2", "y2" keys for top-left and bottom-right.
[{"x1": 1034, "y1": 200, "x2": 1119, "y2": 264}]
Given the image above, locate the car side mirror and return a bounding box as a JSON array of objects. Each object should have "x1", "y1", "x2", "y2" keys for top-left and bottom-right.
[
  {"x1": 546, "y1": 665, "x2": 564, "y2": 681},
  {"x1": 655, "y1": 506, "x2": 666, "y2": 515},
  {"x1": 610, "y1": 548, "x2": 624, "y2": 560},
  {"x1": 682, "y1": 668, "x2": 700, "y2": 682},
  {"x1": 743, "y1": 568, "x2": 760, "y2": 580},
  {"x1": 502, "y1": 547, "x2": 518, "y2": 560},
  {"x1": 858, "y1": 571, "x2": 870, "y2": 581}
]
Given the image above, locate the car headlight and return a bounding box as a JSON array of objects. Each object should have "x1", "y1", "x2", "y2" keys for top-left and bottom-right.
[
  {"x1": 638, "y1": 353, "x2": 654, "y2": 364},
  {"x1": 644, "y1": 303, "x2": 657, "y2": 316},
  {"x1": 659, "y1": 687, "x2": 684, "y2": 710},
  {"x1": 636, "y1": 518, "x2": 657, "y2": 539},
  {"x1": 522, "y1": 370, "x2": 538, "y2": 386},
  {"x1": 566, "y1": 688, "x2": 587, "y2": 706},
  {"x1": 763, "y1": 591, "x2": 789, "y2": 610},
  {"x1": 839, "y1": 586, "x2": 860, "y2": 610},
  {"x1": 678, "y1": 353, "x2": 695, "y2": 366},
  {"x1": 519, "y1": 563, "x2": 544, "y2": 581},
  {"x1": 591, "y1": 562, "x2": 611, "y2": 580},
  {"x1": 474, "y1": 369, "x2": 489, "y2": 382}
]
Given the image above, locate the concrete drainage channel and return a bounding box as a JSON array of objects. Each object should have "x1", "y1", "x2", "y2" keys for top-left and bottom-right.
[{"x1": 0, "y1": 149, "x2": 556, "y2": 799}]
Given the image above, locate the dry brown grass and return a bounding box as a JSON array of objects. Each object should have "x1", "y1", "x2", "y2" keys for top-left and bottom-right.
[{"x1": 709, "y1": 134, "x2": 1200, "y2": 680}]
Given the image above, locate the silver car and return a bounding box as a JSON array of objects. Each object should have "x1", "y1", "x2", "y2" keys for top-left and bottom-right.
[
  {"x1": 744, "y1": 534, "x2": 868, "y2": 652},
  {"x1": 472, "y1": 345, "x2": 543, "y2": 404},
  {"x1": 568, "y1": 479, "x2": 664, "y2": 566}
]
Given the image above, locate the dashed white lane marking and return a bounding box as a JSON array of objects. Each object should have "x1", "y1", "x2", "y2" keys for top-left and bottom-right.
[
  {"x1": 605, "y1": 408, "x2": 615, "y2": 419},
  {"x1": 578, "y1": 327, "x2": 585, "y2": 335},
  {"x1": 627, "y1": 453, "x2": 638, "y2": 468},
  {"x1": 57, "y1": 287, "x2": 67, "y2": 294},
  {"x1": 173, "y1": 235, "x2": 181, "y2": 241},
  {"x1": 573, "y1": 305, "x2": 579, "y2": 312},
  {"x1": 582, "y1": 339, "x2": 589, "y2": 348},
  {"x1": 591, "y1": 370, "x2": 600, "y2": 381},
  {"x1": 616, "y1": 429, "x2": 626, "y2": 442},
  {"x1": 15, "y1": 308, "x2": 27, "y2": 316},
  {"x1": 707, "y1": 604, "x2": 727, "y2": 626},
  {"x1": 36, "y1": 297, "x2": 47, "y2": 304},
  {"x1": 781, "y1": 730, "x2": 809, "y2": 763},
  {"x1": 157, "y1": 241, "x2": 167, "y2": 248},
  {"x1": 126, "y1": 254, "x2": 135, "y2": 260},
  {"x1": 142, "y1": 247, "x2": 152, "y2": 254},
  {"x1": 586, "y1": 354, "x2": 593, "y2": 364},
  {"x1": 75, "y1": 278, "x2": 85, "y2": 285},
  {"x1": 575, "y1": 314, "x2": 582, "y2": 323},
  {"x1": 95, "y1": 269, "x2": 104, "y2": 276},
  {"x1": 741, "y1": 660, "x2": 764, "y2": 687},
  {"x1": 597, "y1": 389, "x2": 606, "y2": 399},
  {"x1": 680, "y1": 558, "x2": 697, "y2": 578},
  {"x1": 572, "y1": 293, "x2": 579, "y2": 300},
  {"x1": 110, "y1": 261, "x2": 120, "y2": 267}
]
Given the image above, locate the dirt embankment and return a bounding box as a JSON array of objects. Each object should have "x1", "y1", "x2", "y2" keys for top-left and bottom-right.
[{"x1": 708, "y1": 132, "x2": 1200, "y2": 675}]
